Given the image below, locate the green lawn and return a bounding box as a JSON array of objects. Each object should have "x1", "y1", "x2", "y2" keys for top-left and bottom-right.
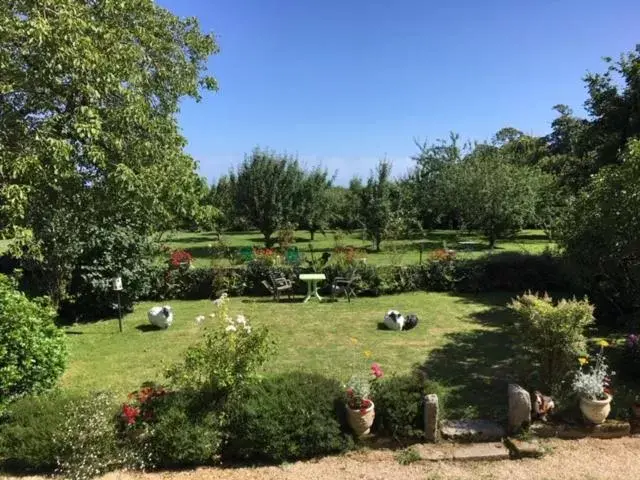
[
  {"x1": 162, "y1": 229, "x2": 554, "y2": 267},
  {"x1": 61, "y1": 291, "x2": 518, "y2": 419}
]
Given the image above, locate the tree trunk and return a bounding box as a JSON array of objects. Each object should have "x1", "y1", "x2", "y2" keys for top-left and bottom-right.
[
  {"x1": 488, "y1": 234, "x2": 497, "y2": 249},
  {"x1": 264, "y1": 232, "x2": 275, "y2": 248},
  {"x1": 310, "y1": 230, "x2": 315, "y2": 241},
  {"x1": 375, "y1": 233, "x2": 382, "y2": 252}
]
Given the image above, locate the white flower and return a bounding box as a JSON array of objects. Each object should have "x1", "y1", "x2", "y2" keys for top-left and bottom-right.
[
  {"x1": 225, "y1": 325, "x2": 237, "y2": 333},
  {"x1": 243, "y1": 325, "x2": 252, "y2": 334},
  {"x1": 195, "y1": 315, "x2": 205, "y2": 324},
  {"x1": 235, "y1": 314, "x2": 247, "y2": 325},
  {"x1": 209, "y1": 313, "x2": 216, "y2": 319}
]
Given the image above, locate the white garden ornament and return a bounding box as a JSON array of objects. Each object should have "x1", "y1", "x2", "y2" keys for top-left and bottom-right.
[{"x1": 147, "y1": 305, "x2": 174, "y2": 329}]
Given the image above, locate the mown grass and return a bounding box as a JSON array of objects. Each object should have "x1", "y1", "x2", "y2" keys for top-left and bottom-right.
[
  {"x1": 60, "y1": 291, "x2": 517, "y2": 419},
  {"x1": 162, "y1": 229, "x2": 554, "y2": 268}
]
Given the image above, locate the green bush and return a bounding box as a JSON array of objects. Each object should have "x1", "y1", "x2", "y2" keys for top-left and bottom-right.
[
  {"x1": 509, "y1": 292, "x2": 594, "y2": 395},
  {"x1": 0, "y1": 274, "x2": 67, "y2": 409},
  {"x1": 223, "y1": 372, "x2": 354, "y2": 463},
  {"x1": 61, "y1": 226, "x2": 156, "y2": 322},
  {"x1": 141, "y1": 391, "x2": 225, "y2": 468},
  {"x1": 372, "y1": 372, "x2": 446, "y2": 439},
  {"x1": 0, "y1": 391, "x2": 73, "y2": 472},
  {"x1": 166, "y1": 294, "x2": 274, "y2": 398}
]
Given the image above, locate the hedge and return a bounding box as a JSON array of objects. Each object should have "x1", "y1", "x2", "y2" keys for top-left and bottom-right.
[
  {"x1": 140, "y1": 251, "x2": 572, "y2": 301},
  {"x1": 0, "y1": 250, "x2": 575, "y2": 305}
]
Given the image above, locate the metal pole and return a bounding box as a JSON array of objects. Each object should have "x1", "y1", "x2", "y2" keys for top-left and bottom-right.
[{"x1": 117, "y1": 290, "x2": 123, "y2": 333}]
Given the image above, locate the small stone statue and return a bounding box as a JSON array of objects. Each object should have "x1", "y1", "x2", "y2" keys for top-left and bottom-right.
[{"x1": 533, "y1": 391, "x2": 555, "y2": 422}]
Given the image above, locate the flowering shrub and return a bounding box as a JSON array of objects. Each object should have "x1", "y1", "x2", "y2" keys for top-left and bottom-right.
[
  {"x1": 573, "y1": 342, "x2": 614, "y2": 400},
  {"x1": 169, "y1": 249, "x2": 193, "y2": 268},
  {"x1": 430, "y1": 248, "x2": 456, "y2": 262},
  {"x1": 253, "y1": 247, "x2": 282, "y2": 266},
  {"x1": 54, "y1": 392, "x2": 149, "y2": 480},
  {"x1": 120, "y1": 384, "x2": 168, "y2": 428},
  {"x1": 622, "y1": 334, "x2": 640, "y2": 377},
  {"x1": 165, "y1": 293, "x2": 274, "y2": 397},
  {"x1": 345, "y1": 341, "x2": 383, "y2": 412}
]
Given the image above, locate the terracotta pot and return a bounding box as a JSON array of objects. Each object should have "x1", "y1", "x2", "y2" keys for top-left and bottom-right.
[
  {"x1": 346, "y1": 401, "x2": 375, "y2": 436},
  {"x1": 631, "y1": 403, "x2": 640, "y2": 418},
  {"x1": 579, "y1": 394, "x2": 612, "y2": 425}
]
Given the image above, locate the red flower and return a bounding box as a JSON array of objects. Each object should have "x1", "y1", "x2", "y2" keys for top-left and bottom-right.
[
  {"x1": 371, "y1": 363, "x2": 384, "y2": 379},
  {"x1": 122, "y1": 404, "x2": 140, "y2": 425},
  {"x1": 170, "y1": 250, "x2": 193, "y2": 268},
  {"x1": 346, "y1": 387, "x2": 354, "y2": 396}
]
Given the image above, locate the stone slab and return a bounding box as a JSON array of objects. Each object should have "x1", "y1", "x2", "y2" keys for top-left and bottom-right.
[
  {"x1": 530, "y1": 420, "x2": 630, "y2": 439},
  {"x1": 414, "y1": 444, "x2": 454, "y2": 462},
  {"x1": 452, "y1": 443, "x2": 510, "y2": 461},
  {"x1": 504, "y1": 437, "x2": 545, "y2": 458},
  {"x1": 441, "y1": 419, "x2": 506, "y2": 442}
]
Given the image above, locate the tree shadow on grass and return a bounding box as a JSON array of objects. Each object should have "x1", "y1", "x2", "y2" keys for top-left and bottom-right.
[{"x1": 420, "y1": 301, "x2": 519, "y2": 421}]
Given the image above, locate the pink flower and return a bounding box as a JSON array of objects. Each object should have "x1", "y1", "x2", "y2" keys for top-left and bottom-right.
[{"x1": 371, "y1": 363, "x2": 384, "y2": 379}]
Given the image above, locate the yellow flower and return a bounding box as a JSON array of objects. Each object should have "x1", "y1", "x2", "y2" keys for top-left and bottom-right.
[
  {"x1": 598, "y1": 340, "x2": 610, "y2": 348},
  {"x1": 350, "y1": 337, "x2": 358, "y2": 345},
  {"x1": 363, "y1": 350, "x2": 372, "y2": 358},
  {"x1": 578, "y1": 357, "x2": 588, "y2": 366}
]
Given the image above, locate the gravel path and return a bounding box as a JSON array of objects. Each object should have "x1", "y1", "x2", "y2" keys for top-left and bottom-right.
[{"x1": 4, "y1": 438, "x2": 640, "y2": 480}]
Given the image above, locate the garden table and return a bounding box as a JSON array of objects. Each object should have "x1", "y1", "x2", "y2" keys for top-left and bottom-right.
[{"x1": 299, "y1": 273, "x2": 326, "y2": 303}]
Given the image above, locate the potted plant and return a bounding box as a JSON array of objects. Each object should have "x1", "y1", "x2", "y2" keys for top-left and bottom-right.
[
  {"x1": 632, "y1": 395, "x2": 640, "y2": 419},
  {"x1": 345, "y1": 343, "x2": 383, "y2": 436},
  {"x1": 573, "y1": 341, "x2": 613, "y2": 425}
]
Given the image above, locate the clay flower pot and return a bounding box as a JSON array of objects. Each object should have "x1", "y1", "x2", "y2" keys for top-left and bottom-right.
[
  {"x1": 346, "y1": 401, "x2": 375, "y2": 437},
  {"x1": 631, "y1": 403, "x2": 640, "y2": 419},
  {"x1": 579, "y1": 394, "x2": 612, "y2": 425}
]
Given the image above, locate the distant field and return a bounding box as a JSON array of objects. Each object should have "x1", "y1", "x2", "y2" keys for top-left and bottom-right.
[{"x1": 162, "y1": 229, "x2": 555, "y2": 267}]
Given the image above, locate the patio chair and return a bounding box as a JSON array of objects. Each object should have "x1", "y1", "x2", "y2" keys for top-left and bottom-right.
[
  {"x1": 285, "y1": 246, "x2": 301, "y2": 265},
  {"x1": 331, "y1": 270, "x2": 360, "y2": 302},
  {"x1": 261, "y1": 271, "x2": 294, "y2": 302},
  {"x1": 239, "y1": 246, "x2": 254, "y2": 262}
]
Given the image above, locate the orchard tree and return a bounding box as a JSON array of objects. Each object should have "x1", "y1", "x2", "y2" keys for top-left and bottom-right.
[
  {"x1": 444, "y1": 149, "x2": 544, "y2": 247},
  {"x1": 235, "y1": 148, "x2": 304, "y2": 247},
  {"x1": 360, "y1": 160, "x2": 393, "y2": 252},
  {"x1": 0, "y1": 0, "x2": 219, "y2": 305},
  {"x1": 298, "y1": 167, "x2": 334, "y2": 240}
]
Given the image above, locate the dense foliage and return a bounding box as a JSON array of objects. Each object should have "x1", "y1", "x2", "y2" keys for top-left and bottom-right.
[
  {"x1": 509, "y1": 293, "x2": 594, "y2": 396},
  {"x1": 0, "y1": 274, "x2": 66, "y2": 409},
  {"x1": 0, "y1": 0, "x2": 219, "y2": 306},
  {"x1": 223, "y1": 372, "x2": 353, "y2": 463}
]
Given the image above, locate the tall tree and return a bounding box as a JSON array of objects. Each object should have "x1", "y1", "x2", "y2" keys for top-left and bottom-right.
[
  {"x1": 360, "y1": 160, "x2": 393, "y2": 252},
  {"x1": 443, "y1": 148, "x2": 544, "y2": 247},
  {"x1": 0, "y1": 0, "x2": 218, "y2": 305},
  {"x1": 235, "y1": 148, "x2": 304, "y2": 247},
  {"x1": 298, "y1": 167, "x2": 334, "y2": 240}
]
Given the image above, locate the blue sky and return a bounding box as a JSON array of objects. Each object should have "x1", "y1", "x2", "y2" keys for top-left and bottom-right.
[{"x1": 158, "y1": 0, "x2": 639, "y2": 184}]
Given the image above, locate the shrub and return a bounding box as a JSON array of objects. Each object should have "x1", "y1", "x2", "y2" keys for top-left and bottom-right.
[
  {"x1": 372, "y1": 372, "x2": 446, "y2": 440},
  {"x1": 129, "y1": 390, "x2": 225, "y2": 468},
  {"x1": 54, "y1": 392, "x2": 147, "y2": 480},
  {"x1": 0, "y1": 274, "x2": 67, "y2": 409},
  {"x1": 509, "y1": 292, "x2": 594, "y2": 395},
  {"x1": 223, "y1": 372, "x2": 354, "y2": 463},
  {"x1": 621, "y1": 334, "x2": 640, "y2": 378},
  {"x1": 165, "y1": 294, "x2": 274, "y2": 398},
  {"x1": 0, "y1": 391, "x2": 74, "y2": 472},
  {"x1": 62, "y1": 226, "x2": 155, "y2": 322}
]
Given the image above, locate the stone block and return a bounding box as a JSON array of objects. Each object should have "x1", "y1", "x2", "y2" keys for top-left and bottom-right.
[
  {"x1": 424, "y1": 394, "x2": 439, "y2": 442},
  {"x1": 508, "y1": 384, "x2": 531, "y2": 434},
  {"x1": 452, "y1": 443, "x2": 510, "y2": 461},
  {"x1": 504, "y1": 437, "x2": 545, "y2": 458},
  {"x1": 530, "y1": 420, "x2": 630, "y2": 439},
  {"x1": 440, "y1": 419, "x2": 506, "y2": 442}
]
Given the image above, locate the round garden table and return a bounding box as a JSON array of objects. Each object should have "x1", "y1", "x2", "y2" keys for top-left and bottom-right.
[{"x1": 299, "y1": 273, "x2": 326, "y2": 303}]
